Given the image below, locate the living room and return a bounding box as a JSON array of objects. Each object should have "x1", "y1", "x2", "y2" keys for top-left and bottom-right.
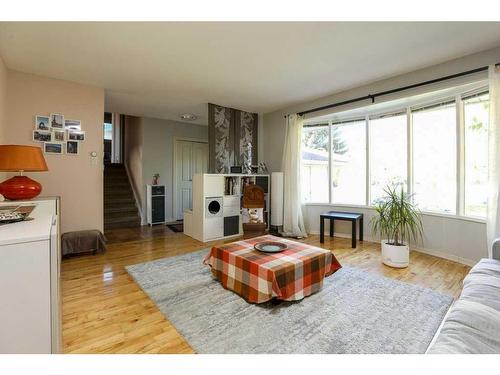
[{"x1": 1, "y1": 2, "x2": 499, "y2": 374}]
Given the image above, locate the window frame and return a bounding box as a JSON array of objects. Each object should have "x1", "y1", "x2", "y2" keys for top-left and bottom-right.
[{"x1": 301, "y1": 83, "x2": 489, "y2": 223}]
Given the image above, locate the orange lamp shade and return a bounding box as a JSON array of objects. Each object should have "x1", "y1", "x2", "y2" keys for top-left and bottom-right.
[
  {"x1": 0, "y1": 145, "x2": 48, "y2": 200},
  {"x1": 0, "y1": 145, "x2": 48, "y2": 172}
]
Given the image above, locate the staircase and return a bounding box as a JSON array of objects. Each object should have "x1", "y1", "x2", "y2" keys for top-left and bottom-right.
[{"x1": 104, "y1": 163, "x2": 141, "y2": 230}]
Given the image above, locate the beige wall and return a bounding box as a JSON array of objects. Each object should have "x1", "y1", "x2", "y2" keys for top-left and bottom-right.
[
  {"x1": 0, "y1": 56, "x2": 7, "y2": 181},
  {"x1": 0, "y1": 55, "x2": 7, "y2": 144},
  {"x1": 141, "y1": 117, "x2": 207, "y2": 222},
  {"x1": 124, "y1": 115, "x2": 207, "y2": 223},
  {"x1": 124, "y1": 115, "x2": 144, "y2": 212},
  {"x1": 5, "y1": 70, "x2": 105, "y2": 233}
]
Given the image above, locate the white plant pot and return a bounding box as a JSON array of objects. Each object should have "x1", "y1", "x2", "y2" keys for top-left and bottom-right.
[{"x1": 381, "y1": 240, "x2": 409, "y2": 268}]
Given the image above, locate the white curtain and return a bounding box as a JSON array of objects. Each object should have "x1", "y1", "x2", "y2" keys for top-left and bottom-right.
[
  {"x1": 487, "y1": 65, "x2": 500, "y2": 258},
  {"x1": 281, "y1": 114, "x2": 307, "y2": 238}
]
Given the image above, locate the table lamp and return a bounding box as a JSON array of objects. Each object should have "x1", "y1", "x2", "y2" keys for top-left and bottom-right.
[{"x1": 0, "y1": 145, "x2": 48, "y2": 200}]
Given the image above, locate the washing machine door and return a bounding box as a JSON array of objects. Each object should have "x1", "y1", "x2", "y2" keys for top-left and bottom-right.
[
  {"x1": 208, "y1": 200, "x2": 221, "y2": 215},
  {"x1": 206, "y1": 198, "x2": 223, "y2": 217}
]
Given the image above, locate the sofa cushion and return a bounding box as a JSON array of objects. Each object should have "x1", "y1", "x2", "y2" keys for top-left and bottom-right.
[
  {"x1": 467, "y1": 258, "x2": 500, "y2": 279},
  {"x1": 461, "y1": 273, "x2": 500, "y2": 312},
  {"x1": 428, "y1": 299, "x2": 500, "y2": 354}
]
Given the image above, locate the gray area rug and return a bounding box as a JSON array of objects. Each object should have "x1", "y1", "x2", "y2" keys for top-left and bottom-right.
[{"x1": 126, "y1": 249, "x2": 453, "y2": 354}]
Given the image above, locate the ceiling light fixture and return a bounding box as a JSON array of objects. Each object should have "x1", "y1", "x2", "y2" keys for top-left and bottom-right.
[{"x1": 180, "y1": 113, "x2": 198, "y2": 121}]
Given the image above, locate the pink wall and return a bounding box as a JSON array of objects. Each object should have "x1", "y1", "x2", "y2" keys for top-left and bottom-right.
[{"x1": 5, "y1": 70, "x2": 105, "y2": 233}]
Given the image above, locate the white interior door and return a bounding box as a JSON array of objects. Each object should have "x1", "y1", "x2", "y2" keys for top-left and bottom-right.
[{"x1": 175, "y1": 140, "x2": 208, "y2": 220}]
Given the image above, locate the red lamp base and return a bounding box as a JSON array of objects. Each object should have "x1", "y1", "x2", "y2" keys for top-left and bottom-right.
[{"x1": 0, "y1": 175, "x2": 42, "y2": 200}]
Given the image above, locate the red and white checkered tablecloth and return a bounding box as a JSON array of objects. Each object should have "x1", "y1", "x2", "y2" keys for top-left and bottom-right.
[{"x1": 203, "y1": 235, "x2": 342, "y2": 303}]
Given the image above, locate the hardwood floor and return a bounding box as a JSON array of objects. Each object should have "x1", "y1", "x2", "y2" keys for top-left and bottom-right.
[{"x1": 61, "y1": 229, "x2": 471, "y2": 354}]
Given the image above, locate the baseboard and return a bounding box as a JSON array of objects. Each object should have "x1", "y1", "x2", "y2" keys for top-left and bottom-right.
[
  {"x1": 411, "y1": 246, "x2": 477, "y2": 267},
  {"x1": 308, "y1": 230, "x2": 477, "y2": 267}
]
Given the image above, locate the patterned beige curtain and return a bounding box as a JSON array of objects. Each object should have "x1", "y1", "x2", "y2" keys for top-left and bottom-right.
[{"x1": 281, "y1": 114, "x2": 307, "y2": 238}]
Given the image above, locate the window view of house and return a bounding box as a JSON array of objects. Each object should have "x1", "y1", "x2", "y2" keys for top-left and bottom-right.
[
  {"x1": 412, "y1": 101, "x2": 457, "y2": 214},
  {"x1": 369, "y1": 112, "x2": 407, "y2": 204},
  {"x1": 331, "y1": 119, "x2": 366, "y2": 205},
  {"x1": 301, "y1": 125, "x2": 329, "y2": 203}
]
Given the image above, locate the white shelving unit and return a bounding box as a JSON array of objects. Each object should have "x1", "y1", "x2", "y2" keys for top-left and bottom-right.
[
  {"x1": 0, "y1": 198, "x2": 61, "y2": 353},
  {"x1": 184, "y1": 173, "x2": 270, "y2": 242}
]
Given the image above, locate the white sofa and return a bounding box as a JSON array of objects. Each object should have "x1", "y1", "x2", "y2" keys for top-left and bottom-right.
[{"x1": 427, "y1": 240, "x2": 500, "y2": 353}]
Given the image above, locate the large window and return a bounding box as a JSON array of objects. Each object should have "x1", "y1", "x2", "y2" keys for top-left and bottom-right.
[
  {"x1": 331, "y1": 119, "x2": 366, "y2": 205},
  {"x1": 412, "y1": 101, "x2": 457, "y2": 214},
  {"x1": 301, "y1": 124, "x2": 329, "y2": 203},
  {"x1": 300, "y1": 83, "x2": 490, "y2": 220},
  {"x1": 369, "y1": 112, "x2": 407, "y2": 204},
  {"x1": 464, "y1": 92, "x2": 489, "y2": 218}
]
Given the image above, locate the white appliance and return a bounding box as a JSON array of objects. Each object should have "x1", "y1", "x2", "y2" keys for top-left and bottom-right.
[
  {"x1": 205, "y1": 197, "x2": 223, "y2": 218},
  {"x1": 0, "y1": 197, "x2": 61, "y2": 353},
  {"x1": 184, "y1": 173, "x2": 269, "y2": 242}
]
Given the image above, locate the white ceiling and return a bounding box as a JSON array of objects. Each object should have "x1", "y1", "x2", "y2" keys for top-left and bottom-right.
[{"x1": 1, "y1": 22, "x2": 500, "y2": 125}]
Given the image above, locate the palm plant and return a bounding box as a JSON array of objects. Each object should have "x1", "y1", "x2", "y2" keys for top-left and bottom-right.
[{"x1": 370, "y1": 186, "x2": 424, "y2": 246}]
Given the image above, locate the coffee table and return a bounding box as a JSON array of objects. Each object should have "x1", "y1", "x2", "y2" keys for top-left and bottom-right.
[{"x1": 203, "y1": 235, "x2": 342, "y2": 303}]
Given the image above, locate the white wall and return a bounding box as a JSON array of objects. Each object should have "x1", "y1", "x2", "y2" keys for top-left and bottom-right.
[
  {"x1": 141, "y1": 117, "x2": 207, "y2": 222},
  {"x1": 261, "y1": 47, "x2": 500, "y2": 265}
]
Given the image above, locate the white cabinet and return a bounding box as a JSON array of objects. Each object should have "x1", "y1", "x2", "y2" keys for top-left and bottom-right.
[
  {"x1": 0, "y1": 197, "x2": 61, "y2": 354},
  {"x1": 204, "y1": 217, "x2": 224, "y2": 240},
  {"x1": 184, "y1": 174, "x2": 269, "y2": 242},
  {"x1": 204, "y1": 175, "x2": 224, "y2": 197}
]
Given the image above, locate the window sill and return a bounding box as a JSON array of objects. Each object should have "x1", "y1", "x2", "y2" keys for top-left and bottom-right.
[{"x1": 303, "y1": 202, "x2": 486, "y2": 224}]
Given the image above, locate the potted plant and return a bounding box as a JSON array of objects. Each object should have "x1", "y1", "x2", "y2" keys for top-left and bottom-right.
[{"x1": 370, "y1": 186, "x2": 423, "y2": 268}]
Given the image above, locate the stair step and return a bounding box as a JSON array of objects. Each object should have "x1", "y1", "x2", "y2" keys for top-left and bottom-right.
[
  {"x1": 104, "y1": 202, "x2": 137, "y2": 213},
  {"x1": 104, "y1": 163, "x2": 125, "y2": 169},
  {"x1": 104, "y1": 205, "x2": 138, "y2": 218},
  {"x1": 103, "y1": 163, "x2": 141, "y2": 229},
  {"x1": 104, "y1": 176, "x2": 129, "y2": 185},
  {"x1": 104, "y1": 220, "x2": 141, "y2": 229},
  {"x1": 104, "y1": 214, "x2": 140, "y2": 224},
  {"x1": 104, "y1": 197, "x2": 136, "y2": 205},
  {"x1": 104, "y1": 173, "x2": 128, "y2": 179},
  {"x1": 104, "y1": 189, "x2": 134, "y2": 197},
  {"x1": 104, "y1": 169, "x2": 127, "y2": 176},
  {"x1": 104, "y1": 182, "x2": 131, "y2": 189}
]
